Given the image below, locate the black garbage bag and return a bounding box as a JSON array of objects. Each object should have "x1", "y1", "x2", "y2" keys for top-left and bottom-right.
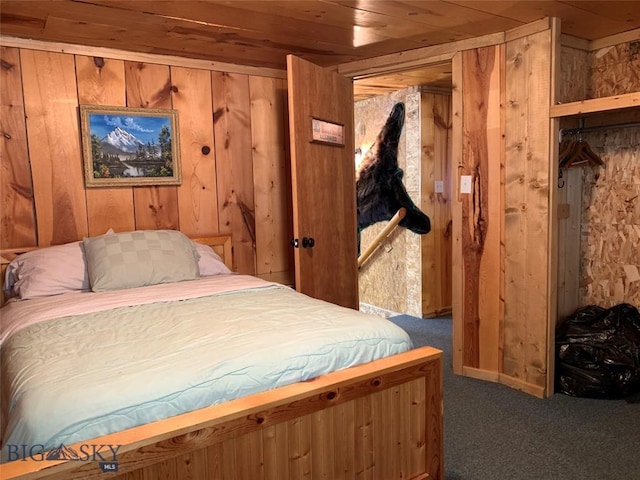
[{"x1": 555, "y1": 303, "x2": 640, "y2": 399}]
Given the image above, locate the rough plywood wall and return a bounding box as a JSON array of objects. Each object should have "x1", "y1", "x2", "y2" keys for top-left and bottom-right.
[
  {"x1": 355, "y1": 87, "x2": 422, "y2": 316},
  {"x1": 559, "y1": 41, "x2": 640, "y2": 309},
  {"x1": 580, "y1": 128, "x2": 640, "y2": 306},
  {"x1": 589, "y1": 41, "x2": 640, "y2": 98},
  {"x1": 558, "y1": 46, "x2": 589, "y2": 103},
  {"x1": 558, "y1": 41, "x2": 640, "y2": 103}
]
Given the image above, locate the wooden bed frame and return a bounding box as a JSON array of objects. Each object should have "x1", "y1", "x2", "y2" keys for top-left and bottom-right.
[{"x1": 0, "y1": 234, "x2": 443, "y2": 480}]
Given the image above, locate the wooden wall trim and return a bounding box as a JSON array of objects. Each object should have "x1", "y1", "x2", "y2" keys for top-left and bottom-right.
[
  {"x1": 498, "y1": 43, "x2": 507, "y2": 378},
  {"x1": 344, "y1": 54, "x2": 454, "y2": 81},
  {"x1": 549, "y1": 91, "x2": 640, "y2": 117},
  {"x1": 337, "y1": 32, "x2": 505, "y2": 79},
  {"x1": 561, "y1": 28, "x2": 640, "y2": 52},
  {"x1": 547, "y1": 17, "x2": 562, "y2": 396},
  {"x1": 451, "y1": 52, "x2": 464, "y2": 375},
  {"x1": 461, "y1": 366, "x2": 545, "y2": 398},
  {"x1": 0, "y1": 35, "x2": 287, "y2": 79},
  {"x1": 505, "y1": 17, "x2": 553, "y2": 43},
  {"x1": 590, "y1": 27, "x2": 640, "y2": 51},
  {"x1": 337, "y1": 17, "x2": 634, "y2": 81},
  {"x1": 498, "y1": 373, "x2": 546, "y2": 398},
  {"x1": 560, "y1": 34, "x2": 590, "y2": 52}
]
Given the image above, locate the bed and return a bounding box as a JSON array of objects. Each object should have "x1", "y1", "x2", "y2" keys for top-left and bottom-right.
[{"x1": 0, "y1": 230, "x2": 443, "y2": 480}]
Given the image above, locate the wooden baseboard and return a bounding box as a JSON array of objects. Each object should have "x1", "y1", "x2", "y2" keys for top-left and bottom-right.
[{"x1": 461, "y1": 366, "x2": 546, "y2": 398}]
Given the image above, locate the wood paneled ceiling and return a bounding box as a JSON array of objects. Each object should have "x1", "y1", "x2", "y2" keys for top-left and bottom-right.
[{"x1": 2, "y1": 0, "x2": 640, "y2": 100}]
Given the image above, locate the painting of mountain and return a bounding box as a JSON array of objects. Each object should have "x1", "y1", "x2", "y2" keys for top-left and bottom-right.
[
  {"x1": 101, "y1": 126, "x2": 144, "y2": 153},
  {"x1": 80, "y1": 105, "x2": 182, "y2": 187}
]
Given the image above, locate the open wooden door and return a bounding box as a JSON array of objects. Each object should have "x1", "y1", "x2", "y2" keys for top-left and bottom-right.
[{"x1": 286, "y1": 55, "x2": 358, "y2": 309}]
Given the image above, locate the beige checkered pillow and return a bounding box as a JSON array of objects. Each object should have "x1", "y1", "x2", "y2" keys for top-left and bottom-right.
[{"x1": 84, "y1": 230, "x2": 200, "y2": 292}]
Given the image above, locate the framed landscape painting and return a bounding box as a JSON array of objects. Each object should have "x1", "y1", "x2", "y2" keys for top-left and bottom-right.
[{"x1": 80, "y1": 105, "x2": 181, "y2": 187}]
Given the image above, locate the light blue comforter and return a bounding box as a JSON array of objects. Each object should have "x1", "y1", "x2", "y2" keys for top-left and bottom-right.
[{"x1": 0, "y1": 276, "x2": 412, "y2": 461}]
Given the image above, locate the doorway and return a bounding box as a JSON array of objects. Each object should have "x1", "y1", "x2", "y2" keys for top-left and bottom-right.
[{"x1": 353, "y1": 66, "x2": 453, "y2": 319}]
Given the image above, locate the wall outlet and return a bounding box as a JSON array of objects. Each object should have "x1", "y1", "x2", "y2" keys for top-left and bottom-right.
[
  {"x1": 435, "y1": 180, "x2": 444, "y2": 193},
  {"x1": 460, "y1": 175, "x2": 472, "y2": 194}
]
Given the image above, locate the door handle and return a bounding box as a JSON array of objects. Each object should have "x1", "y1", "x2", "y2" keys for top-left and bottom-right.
[
  {"x1": 302, "y1": 237, "x2": 315, "y2": 248},
  {"x1": 291, "y1": 238, "x2": 299, "y2": 248}
]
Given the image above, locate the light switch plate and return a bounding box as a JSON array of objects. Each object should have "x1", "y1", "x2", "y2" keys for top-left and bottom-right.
[
  {"x1": 460, "y1": 175, "x2": 472, "y2": 194},
  {"x1": 435, "y1": 180, "x2": 444, "y2": 193}
]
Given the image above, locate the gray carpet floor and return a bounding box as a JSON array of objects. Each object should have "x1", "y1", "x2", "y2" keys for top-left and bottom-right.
[{"x1": 387, "y1": 315, "x2": 640, "y2": 480}]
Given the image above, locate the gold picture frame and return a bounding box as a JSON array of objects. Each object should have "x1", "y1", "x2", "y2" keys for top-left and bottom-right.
[{"x1": 80, "y1": 105, "x2": 181, "y2": 187}]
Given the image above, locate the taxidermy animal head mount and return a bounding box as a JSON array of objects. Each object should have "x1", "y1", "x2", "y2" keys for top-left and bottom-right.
[{"x1": 355, "y1": 102, "x2": 431, "y2": 239}]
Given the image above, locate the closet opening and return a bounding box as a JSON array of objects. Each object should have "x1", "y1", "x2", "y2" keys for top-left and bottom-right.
[{"x1": 556, "y1": 109, "x2": 640, "y2": 322}]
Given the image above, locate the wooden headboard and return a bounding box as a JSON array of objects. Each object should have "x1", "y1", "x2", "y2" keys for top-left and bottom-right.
[
  {"x1": 0, "y1": 233, "x2": 233, "y2": 307},
  {"x1": 191, "y1": 234, "x2": 233, "y2": 270}
]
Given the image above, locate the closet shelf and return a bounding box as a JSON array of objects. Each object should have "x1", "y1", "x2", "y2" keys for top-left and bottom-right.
[{"x1": 550, "y1": 91, "x2": 640, "y2": 118}]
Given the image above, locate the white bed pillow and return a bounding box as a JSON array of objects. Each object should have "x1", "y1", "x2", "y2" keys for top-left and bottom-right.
[
  {"x1": 192, "y1": 242, "x2": 232, "y2": 276},
  {"x1": 4, "y1": 242, "x2": 90, "y2": 300},
  {"x1": 2, "y1": 231, "x2": 229, "y2": 300},
  {"x1": 83, "y1": 229, "x2": 200, "y2": 292},
  {"x1": 80, "y1": 230, "x2": 230, "y2": 277}
]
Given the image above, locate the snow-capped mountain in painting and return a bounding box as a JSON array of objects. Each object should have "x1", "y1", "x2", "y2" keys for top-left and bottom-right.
[{"x1": 101, "y1": 127, "x2": 144, "y2": 153}]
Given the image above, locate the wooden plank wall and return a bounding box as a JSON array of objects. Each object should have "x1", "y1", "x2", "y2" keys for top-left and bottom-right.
[
  {"x1": 21, "y1": 49, "x2": 89, "y2": 246},
  {"x1": 0, "y1": 45, "x2": 293, "y2": 278},
  {"x1": 458, "y1": 45, "x2": 503, "y2": 375},
  {"x1": 502, "y1": 27, "x2": 553, "y2": 396},
  {"x1": 453, "y1": 21, "x2": 554, "y2": 397},
  {"x1": 0, "y1": 47, "x2": 36, "y2": 246},
  {"x1": 420, "y1": 92, "x2": 452, "y2": 317}
]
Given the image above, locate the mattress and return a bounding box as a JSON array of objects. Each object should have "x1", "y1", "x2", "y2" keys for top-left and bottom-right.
[{"x1": 0, "y1": 275, "x2": 412, "y2": 461}]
